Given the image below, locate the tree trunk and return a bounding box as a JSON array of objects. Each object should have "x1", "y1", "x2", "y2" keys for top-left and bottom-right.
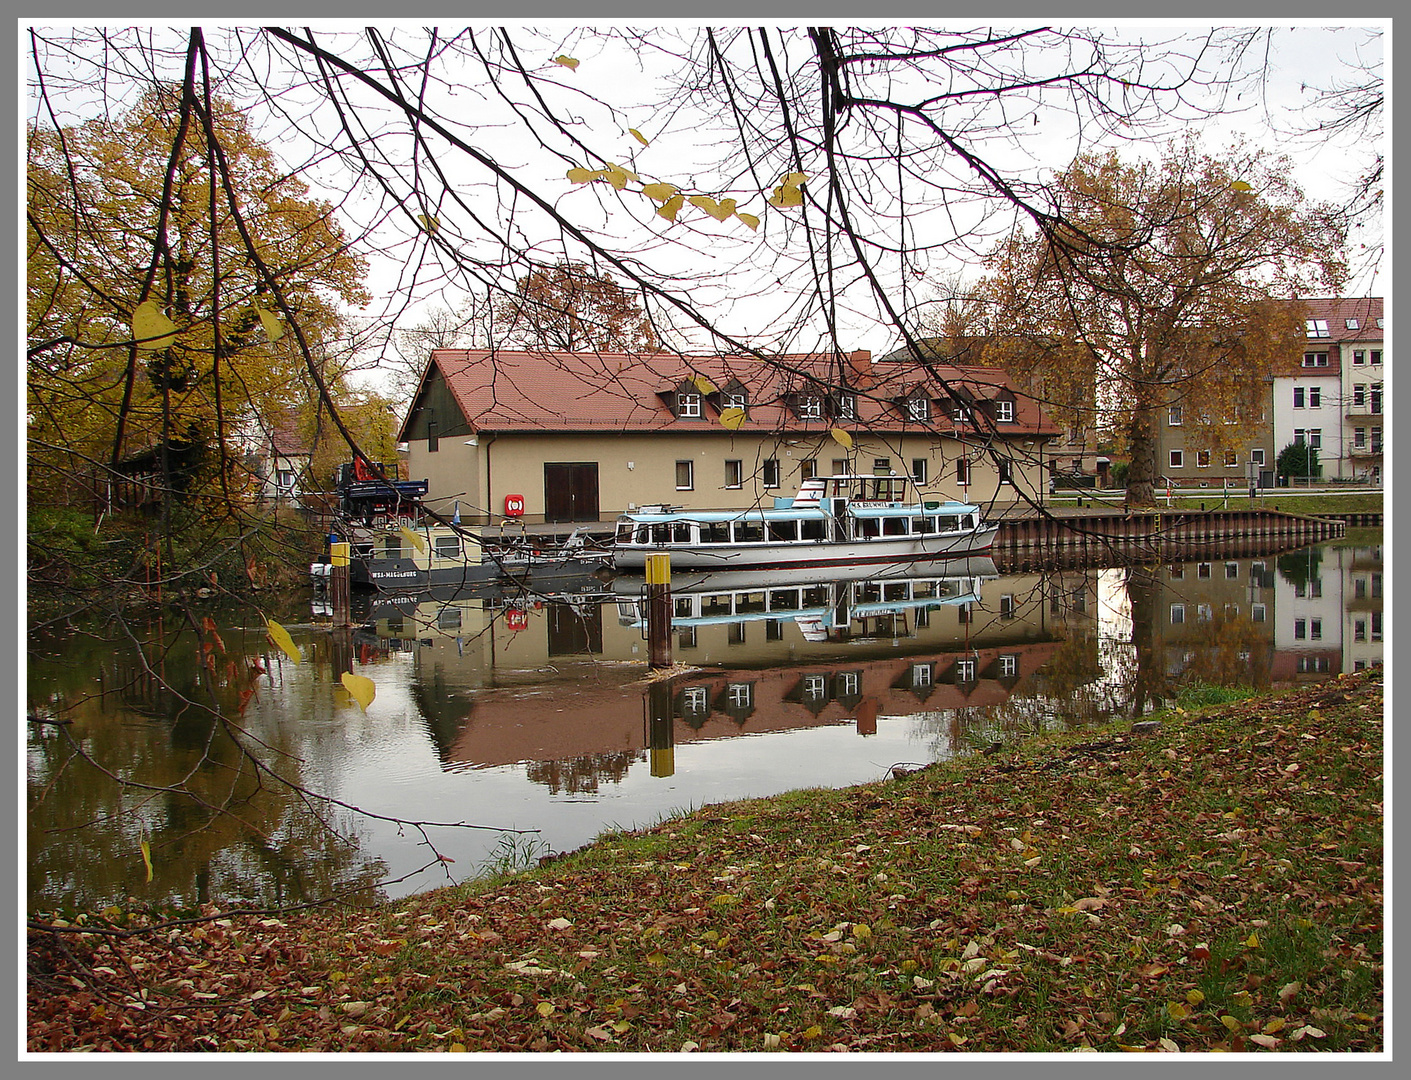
[{"x1": 1123, "y1": 403, "x2": 1159, "y2": 508}]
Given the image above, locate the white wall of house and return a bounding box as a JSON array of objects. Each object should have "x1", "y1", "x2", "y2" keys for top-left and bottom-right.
[
  {"x1": 1272, "y1": 373, "x2": 1344, "y2": 479},
  {"x1": 1340, "y1": 342, "x2": 1385, "y2": 484}
]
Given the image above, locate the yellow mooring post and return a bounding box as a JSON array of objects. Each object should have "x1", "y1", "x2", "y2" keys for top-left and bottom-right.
[
  {"x1": 330, "y1": 541, "x2": 351, "y2": 627},
  {"x1": 645, "y1": 552, "x2": 672, "y2": 669}
]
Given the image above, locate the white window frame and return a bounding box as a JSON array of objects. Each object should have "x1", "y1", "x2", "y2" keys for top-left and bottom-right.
[
  {"x1": 1251, "y1": 448, "x2": 1266, "y2": 466},
  {"x1": 994, "y1": 400, "x2": 1014, "y2": 423},
  {"x1": 1306, "y1": 319, "x2": 1330, "y2": 338},
  {"x1": 907, "y1": 396, "x2": 931, "y2": 422},
  {"x1": 678, "y1": 392, "x2": 702, "y2": 418},
  {"x1": 762, "y1": 458, "x2": 781, "y2": 488},
  {"x1": 1302, "y1": 352, "x2": 1329, "y2": 367},
  {"x1": 798, "y1": 396, "x2": 823, "y2": 420},
  {"x1": 675, "y1": 460, "x2": 695, "y2": 490},
  {"x1": 1293, "y1": 386, "x2": 1305, "y2": 409},
  {"x1": 1169, "y1": 450, "x2": 1184, "y2": 469},
  {"x1": 1168, "y1": 405, "x2": 1183, "y2": 426},
  {"x1": 724, "y1": 459, "x2": 743, "y2": 488}
]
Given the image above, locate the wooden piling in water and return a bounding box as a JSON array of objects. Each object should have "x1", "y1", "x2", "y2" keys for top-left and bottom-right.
[{"x1": 646, "y1": 553, "x2": 672, "y2": 670}]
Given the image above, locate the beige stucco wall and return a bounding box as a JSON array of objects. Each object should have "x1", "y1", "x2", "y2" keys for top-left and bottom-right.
[{"x1": 406, "y1": 430, "x2": 1049, "y2": 523}]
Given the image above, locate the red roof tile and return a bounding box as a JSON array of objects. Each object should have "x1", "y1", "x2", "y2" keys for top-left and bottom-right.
[{"x1": 405, "y1": 348, "x2": 1059, "y2": 439}]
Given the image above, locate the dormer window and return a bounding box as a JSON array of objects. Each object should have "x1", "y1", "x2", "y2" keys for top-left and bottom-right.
[
  {"x1": 906, "y1": 396, "x2": 931, "y2": 422},
  {"x1": 834, "y1": 394, "x2": 856, "y2": 420},
  {"x1": 797, "y1": 395, "x2": 823, "y2": 420},
  {"x1": 951, "y1": 403, "x2": 972, "y2": 423},
  {"x1": 723, "y1": 388, "x2": 748, "y2": 411},
  {"x1": 1305, "y1": 319, "x2": 1330, "y2": 338},
  {"x1": 1346, "y1": 318, "x2": 1359, "y2": 330},
  {"x1": 994, "y1": 399, "x2": 1014, "y2": 423},
  {"x1": 677, "y1": 392, "x2": 702, "y2": 418}
]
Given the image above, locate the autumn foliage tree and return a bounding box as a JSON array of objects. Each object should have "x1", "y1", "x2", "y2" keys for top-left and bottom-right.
[
  {"x1": 27, "y1": 86, "x2": 369, "y2": 515},
  {"x1": 978, "y1": 141, "x2": 1346, "y2": 506},
  {"x1": 497, "y1": 262, "x2": 659, "y2": 353}
]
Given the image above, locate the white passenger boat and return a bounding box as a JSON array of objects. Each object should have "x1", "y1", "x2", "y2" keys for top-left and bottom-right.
[{"x1": 612, "y1": 474, "x2": 997, "y2": 571}]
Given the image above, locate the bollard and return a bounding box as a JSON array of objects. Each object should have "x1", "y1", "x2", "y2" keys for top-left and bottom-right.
[{"x1": 646, "y1": 552, "x2": 672, "y2": 669}]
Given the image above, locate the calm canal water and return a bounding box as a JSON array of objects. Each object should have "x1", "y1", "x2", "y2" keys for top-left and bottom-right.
[{"x1": 27, "y1": 539, "x2": 1381, "y2": 914}]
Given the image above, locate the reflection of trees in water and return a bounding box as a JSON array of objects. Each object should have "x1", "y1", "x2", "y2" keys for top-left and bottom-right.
[
  {"x1": 28, "y1": 627, "x2": 390, "y2": 914},
  {"x1": 524, "y1": 750, "x2": 643, "y2": 795}
]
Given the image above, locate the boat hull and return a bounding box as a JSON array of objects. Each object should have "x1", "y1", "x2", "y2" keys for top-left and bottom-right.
[
  {"x1": 358, "y1": 555, "x2": 613, "y2": 592},
  {"x1": 612, "y1": 525, "x2": 997, "y2": 572}
]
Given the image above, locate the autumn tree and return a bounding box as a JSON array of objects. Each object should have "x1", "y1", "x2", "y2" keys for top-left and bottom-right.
[
  {"x1": 497, "y1": 262, "x2": 659, "y2": 353},
  {"x1": 977, "y1": 141, "x2": 1346, "y2": 506},
  {"x1": 27, "y1": 86, "x2": 370, "y2": 516}
]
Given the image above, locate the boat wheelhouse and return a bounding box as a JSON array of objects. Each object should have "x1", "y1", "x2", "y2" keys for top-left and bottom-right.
[{"x1": 613, "y1": 474, "x2": 996, "y2": 571}]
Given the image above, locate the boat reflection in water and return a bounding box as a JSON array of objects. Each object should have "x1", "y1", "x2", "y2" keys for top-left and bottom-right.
[{"x1": 357, "y1": 557, "x2": 1082, "y2": 781}]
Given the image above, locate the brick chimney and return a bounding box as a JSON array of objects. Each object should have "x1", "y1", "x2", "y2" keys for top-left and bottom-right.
[{"x1": 847, "y1": 349, "x2": 872, "y2": 387}]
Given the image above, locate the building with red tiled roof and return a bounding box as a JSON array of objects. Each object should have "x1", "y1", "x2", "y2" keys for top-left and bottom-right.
[{"x1": 395, "y1": 348, "x2": 1062, "y2": 525}]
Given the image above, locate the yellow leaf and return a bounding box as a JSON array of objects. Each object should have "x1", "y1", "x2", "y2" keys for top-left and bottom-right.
[
  {"x1": 735, "y1": 212, "x2": 760, "y2": 231},
  {"x1": 140, "y1": 837, "x2": 153, "y2": 883},
  {"x1": 1185, "y1": 989, "x2": 1205, "y2": 1006},
  {"x1": 553, "y1": 56, "x2": 579, "y2": 70},
  {"x1": 1219, "y1": 1014, "x2": 1242, "y2": 1033},
  {"x1": 132, "y1": 300, "x2": 179, "y2": 351},
  {"x1": 265, "y1": 619, "x2": 300, "y2": 664},
  {"x1": 449, "y1": 1043, "x2": 466, "y2": 1052},
  {"x1": 780, "y1": 171, "x2": 807, "y2": 188},
  {"x1": 1245, "y1": 932, "x2": 1260, "y2": 949},
  {"x1": 602, "y1": 162, "x2": 639, "y2": 189},
  {"x1": 641, "y1": 182, "x2": 677, "y2": 203},
  {"x1": 566, "y1": 167, "x2": 601, "y2": 184},
  {"x1": 255, "y1": 307, "x2": 284, "y2": 343},
  {"x1": 1167, "y1": 1000, "x2": 1190, "y2": 1021},
  {"x1": 612, "y1": 1019, "x2": 631, "y2": 1033},
  {"x1": 1231, "y1": 990, "x2": 1253, "y2": 1008},
  {"x1": 1263, "y1": 1016, "x2": 1286, "y2": 1034},
  {"x1": 802, "y1": 1024, "x2": 822, "y2": 1040},
  {"x1": 656, "y1": 194, "x2": 684, "y2": 222},
  {"x1": 417, "y1": 214, "x2": 439, "y2": 234},
  {"x1": 341, "y1": 671, "x2": 376, "y2": 712},
  {"x1": 645, "y1": 951, "x2": 667, "y2": 965},
  {"x1": 692, "y1": 374, "x2": 718, "y2": 394},
  {"x1": 690, "y1": 195, "x2": 737, "y2": 222},
  {"x1": 1231, "y1": 180, "x2": 1253, "y2": 192},
  {"x1": 719, "y1": 406, "x2": 746, "y2": 430},
  {"x1": 830, "y1": 428, "x2": 853, "y2": 448},
  {"x1": 768, "y1": 184, "x2": 803, "y2": 209},
  {"x1": 399, "y1": 526, "x2": 428, "y2": 554},
  {"x1": 629, "y1": 128, "x2": 650, "y2": 146},
  {"x1": 536, "y1": 1002, "x2": 555, "y2": 1018}
]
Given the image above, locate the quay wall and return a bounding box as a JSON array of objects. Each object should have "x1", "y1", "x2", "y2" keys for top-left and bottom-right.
[{"x1": 993, "y1": 508, "x2": 1347, "y2": 572}]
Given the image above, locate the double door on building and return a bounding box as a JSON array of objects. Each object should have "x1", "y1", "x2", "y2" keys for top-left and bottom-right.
[{"x1": 543, "y1": 462, "x2": 600, "y2": 523}]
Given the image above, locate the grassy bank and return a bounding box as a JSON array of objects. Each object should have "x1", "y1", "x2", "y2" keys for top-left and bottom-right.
[{"x1": 28, "y1": 671, "x2": 1383, "y2": 1054}]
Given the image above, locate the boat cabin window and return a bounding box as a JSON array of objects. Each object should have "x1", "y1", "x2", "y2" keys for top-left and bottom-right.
[
  {"x1": 857, "y1": 517, "x2": 880, "y2": 539},
  {"x1": 671, "y1": 522, "x2": 694, "y2": 544},
  {"x1": 912, "y1": 516, "x2": 936, "y2": 534},
  {"x1": 733, "y1": 520, "x2": 764, "y2": 543},
  {"x1": 434, "y1": 534, "x2": 461, "y2": 559},
  {"x1": 616, "y1": 522, "x2": 635, "y2": 544},
  {"x1": 883, "y1": 516, "x2": 908, "y2": 536},
  {"x1": 961, "y1": 515, "x2": 974, "y2": 531},
  {"x1": 800, "y1": 518, "x2": 826, "y2": 541},
  {"x1": 702, "y1": 521, "x2": 730, "y2": 544},
  {"x1": 767, "y1": 520, "x2": 799, "y2": 542}
]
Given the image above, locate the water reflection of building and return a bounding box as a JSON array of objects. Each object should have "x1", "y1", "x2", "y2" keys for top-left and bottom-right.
[
  {"x1": 1147, "y1": 544, "x2": 1382, "y2": 688},
  {"x1": 356, "y1": 562, "x2": 1101, "y2": 787}
]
